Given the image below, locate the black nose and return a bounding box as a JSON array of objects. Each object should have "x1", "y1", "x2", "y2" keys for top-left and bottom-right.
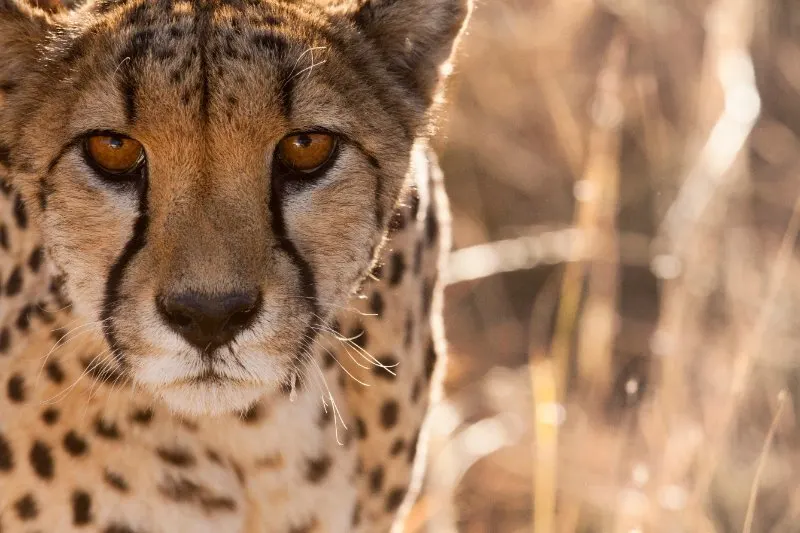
[{"x1": 158, "y1": 290, "x2": 261, "y2": 353}]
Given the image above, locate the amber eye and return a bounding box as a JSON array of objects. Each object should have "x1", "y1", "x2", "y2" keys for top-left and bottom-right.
[
  {"x1": 85, "y1": 134, "x2": 145, "y2": 175},
  {"x1": 276, "y1": 132, "x2": 336, "y2": 173}
]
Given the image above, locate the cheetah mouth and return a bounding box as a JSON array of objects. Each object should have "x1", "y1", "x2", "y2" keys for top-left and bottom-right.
[{"x1": 171, "y1": 369, "x2": 245, "y2": 387}]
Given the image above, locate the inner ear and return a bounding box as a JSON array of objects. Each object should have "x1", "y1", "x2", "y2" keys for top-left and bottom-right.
[{"x1": 346, "y1": 0, "x2": 471, "y2": 103}]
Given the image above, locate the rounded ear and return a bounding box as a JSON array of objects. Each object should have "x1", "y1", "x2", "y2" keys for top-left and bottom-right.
[
  {"x1": 0, "y1": 1, "x2": 54, "y2": 91},
  {"x1": 339, "y1": 0, "x2": 472, "y2": 103}
]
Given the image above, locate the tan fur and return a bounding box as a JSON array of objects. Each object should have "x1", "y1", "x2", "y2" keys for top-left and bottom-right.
[{"x1": 0, "y1": 0, "x2": 469, "y2": 531}]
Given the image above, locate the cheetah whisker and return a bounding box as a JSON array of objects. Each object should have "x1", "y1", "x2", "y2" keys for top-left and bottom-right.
[
  {"x1": 35, "y1": 318, "x2": 110, "y2": 390},
  {"x1": 298, "y1": 349, "x2": 348, "y2": 446},
  {"x1": 319, "y1": 342, "x2": 372, "y2": 387},
  {"x1": 310, "y1": 323, "x2": 373, "y2": 372},
  {"x1": 40, "y1": 350, "x2": 117, "y2": 406},
  {"x1": 283, "y1": 46, "x2": 328, "y2": 88},
  {"x1": 314, "y1": 321, "x2": 397, "y2": 376}
]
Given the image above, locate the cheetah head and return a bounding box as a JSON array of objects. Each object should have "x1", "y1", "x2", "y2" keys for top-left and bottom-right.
[{"x1": 0, "y1": 0, "x2": 469, "y2": 415}]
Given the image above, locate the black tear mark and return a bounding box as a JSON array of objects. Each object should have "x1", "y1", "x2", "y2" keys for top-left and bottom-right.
[{"x1": 101, "y1": 171, "x2": 149, "y2": 366}]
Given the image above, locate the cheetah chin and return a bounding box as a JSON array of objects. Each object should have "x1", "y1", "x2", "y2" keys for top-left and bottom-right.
[{"x1": 155, "y1": 382, "x2": 267, "y2": 417}]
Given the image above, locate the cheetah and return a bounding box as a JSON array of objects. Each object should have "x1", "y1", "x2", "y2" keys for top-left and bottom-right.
[{"x1": 0, "y1": 0, "x2": 470, "y2": 531}]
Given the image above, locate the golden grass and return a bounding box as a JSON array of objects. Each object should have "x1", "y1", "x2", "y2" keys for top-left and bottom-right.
[{"x1": 417, "y1": 0, "x2": 800, "y2": 531}]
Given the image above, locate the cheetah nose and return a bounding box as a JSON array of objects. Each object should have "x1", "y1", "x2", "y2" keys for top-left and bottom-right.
[{"x1": 157, "y1": 290, "x2": 262, "y2": 354}]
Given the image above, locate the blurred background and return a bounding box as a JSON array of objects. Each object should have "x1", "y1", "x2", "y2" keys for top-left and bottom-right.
[
  {"x1": 406, "y1": 0, "x2": 800, "y2": 531},
  {"x1": 35, "y1": 0, "x2": 800, "y2": 530}
]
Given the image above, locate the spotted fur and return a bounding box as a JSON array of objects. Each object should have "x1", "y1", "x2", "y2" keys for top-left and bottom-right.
[{"x1": 0, "y1": 0, "x2": 467, "y2": 531}]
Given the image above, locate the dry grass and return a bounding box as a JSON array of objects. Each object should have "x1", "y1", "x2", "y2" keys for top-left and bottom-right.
[{"x1": 413, "y1": 0, "x2": 800, "y2": 531}]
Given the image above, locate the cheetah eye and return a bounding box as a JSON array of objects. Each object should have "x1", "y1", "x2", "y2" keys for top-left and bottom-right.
[
  {"x1": 276, "y1": 132, "x2": 337, "y2": 174},
  {"x1": 84, "y1": 133, "x2": 145, "y2": 177}
]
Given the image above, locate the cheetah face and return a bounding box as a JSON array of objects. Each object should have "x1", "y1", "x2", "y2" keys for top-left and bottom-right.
[{"x1": 0, "y1": 0, "x2": 467, "y2": 415}]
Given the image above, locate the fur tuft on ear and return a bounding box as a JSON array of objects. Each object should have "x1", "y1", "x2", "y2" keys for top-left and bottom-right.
[
  {"x1": 0, "y1": 1, "x2": 53, "y2": 91},
  {"x1": 347, "y1": 0, "x2": 471, "y2": 103}
]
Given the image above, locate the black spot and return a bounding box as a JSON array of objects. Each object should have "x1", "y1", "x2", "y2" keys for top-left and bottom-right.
[
  {"x1": 30, "y1": 440, "x2": 54, "y2": 479},
  {"x1": 388, "y1": 208, "x2": 406, "y2": 233},
  {"x1": 351, "y1": 501, "x2": 362, "y2": 526},
  {"x1": 0, "y1": 143, "x2": 10, "y2": 166},
  {"x1": 72, "y1": 490, "x2": 92, "y2": 525},
  {"x1": 104, "y1": 470, "x2": 129, "y2": 492},
  {"x1": 63, "y1": 431, "x2": 89, "y2": 457},
  {"x1": 422, "y1": 280, "x2": 434, "y2": 316},
  {"x1": 7, "y1": 374, "x2": 25, "y2": 402},
  {"x1": 130, "y1": 408, "x2": 153, "y2": 425},
  {"x1": 407, "y1": 431, "x2": 420, "y2": 464},
  {"x1": 0, "y1": 81, "x2": 15, "y2": 93},
  {"x1": 42, "y1": 408, "x2": 60, "y2": 425},
  {"x1": 178, "y1": 417, "x2": 198, "y2": 432},
  {"x1": 241, "y1": 403, "x2": 262, "y2": 424},
  {"x1": 28, "y1": 247, "x2": 43, "y2": 273},
  {"x1": 5, "y1": 266, "x2": 22, "y2": 296},
  {"x1": 0, "y1": 431, "x2": 12, "y2": 470},
  {"x1": 318, "y1": 406, "x2": 332, "y2": 426},
  {"x1": 355, "y1": 417, "x2": 367, "y2": 440},
  {"x1": 369, "y1": 465, "x2": 384, "y2": 494},
  {"x1": 157, "y1": 475, "x2": 237, "y2": 512},
  {"x1": 385, "y1": 487, "x2": 407, "y2": 512},
  {"x1": 0, "y1": 327, "x2": 10, "y2": 353},
  {"x1": 388, "y1": 252, "x2": 406, "y2": 286},
  {"x1": 390, "y1": 438, "x2": 405, "y2": 456},
  {"x1": 425, "y1": 206, "x2": 438, "y2": 245},
  {"x1": 45, "y1": 360, "x2": 65, "y2": 384},
  {"x1": 95, "y1": 417, "x2": 121, "y2": 439},
  {"x1": 306, "y1": 454, "x2": 332, "y2": 483},
  {"x1": 350, "y1": 323, "x2": 367, "y2": 350},
  {"x1": 0, "y1": 224, "x2": 8, "y2": 249},
  {"x1": 15, "y1": 305, "x2": 32, "y2": 331},
  {"x1": 205, "y1": 448, "x2": 222, "y2": 464},
  {"x1": 411, "y1": 378, "x2": 422, "y2": 404},
  {"x1": 380, "y1": 400, "x2": 399, "y2": 429},
  {"x1": 13, "y1": 194, "x2": 27, "y2": 229},
  {"x1": 14, "y1": 493, "x2": 37, "y2": 520},
  {"x1": 425, "y1": 340, "x2": 437, "y2": 381},
  {"x1": 232, "y1": 461, "x2": 246, "y2": 485},
  {"x1": 251, "y1": 32, "x2": 288, "y2": 56},
  {"x1": 373, "y1": 354, "x2": 399, "y2": 381},
  {"x1": 413, "y1": 240, "x2": 424, "y2": 274},
  {"x1": 371, "y1": 261, "x2": 383, "y2": 279},
  {"x1": 369, "y1": 291, "x2": 384, "y2": 318},
  {"x1": 404, "y1": 312, "x2": 414, "y2": 348},
  {"x1": 157, "y1": 446, "x2": 196, "y2": 467}
]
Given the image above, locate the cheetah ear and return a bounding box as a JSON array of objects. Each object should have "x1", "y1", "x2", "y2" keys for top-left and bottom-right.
[
  {"x1": 0, "y1": 1, "x2": 54, "y2": 88},
  {"x1": 342, "y1": 0, "x2": 471, "y2": 102}
]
